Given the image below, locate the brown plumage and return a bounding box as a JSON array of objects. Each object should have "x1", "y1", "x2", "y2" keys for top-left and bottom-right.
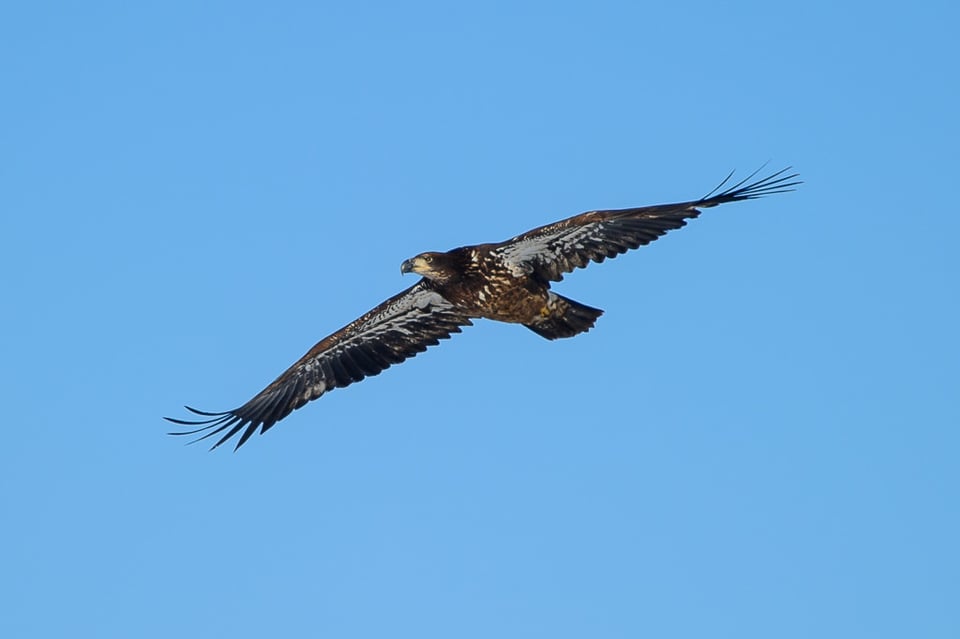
[{"x1": 167, "y1": 167, "x2": 800, "y2": 450}]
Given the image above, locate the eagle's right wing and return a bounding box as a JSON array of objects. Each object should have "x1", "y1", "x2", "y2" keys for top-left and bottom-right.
[
  {"x1": 492, "y1": 167, "x2": 799, "y2": 282},
  {"x1": 166, "y1": 280, "x2": 473, "y2": 450}
]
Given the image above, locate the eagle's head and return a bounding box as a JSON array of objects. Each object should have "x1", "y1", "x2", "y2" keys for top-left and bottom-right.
[{"x1": 400, "y1": 252, "x2": 460, "y2": 284}]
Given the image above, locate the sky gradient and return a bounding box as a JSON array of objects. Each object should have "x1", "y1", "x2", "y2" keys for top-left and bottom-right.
[{"x1": 3, "y1": 1, "x2": 958, "y2": 637}]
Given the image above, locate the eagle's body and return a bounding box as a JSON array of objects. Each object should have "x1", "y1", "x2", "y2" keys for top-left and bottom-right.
[
  {"x1": 402, "y1": 245, "x2": 602, "y2": 339},
  {"x1": 168, "y1": 168, "x2": 799, "y2": 450}
]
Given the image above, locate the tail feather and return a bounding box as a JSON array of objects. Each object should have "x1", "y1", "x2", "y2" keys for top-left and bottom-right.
[{"x1": 525, "y1": 294, "x2": 603, "y2": 340}]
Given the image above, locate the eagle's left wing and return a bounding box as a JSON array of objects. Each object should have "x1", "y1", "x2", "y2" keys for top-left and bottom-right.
[
  {"x1": 166, "y1": 280, "x2": 473, "y2": 451},
  {"x1": 492, "y1": 167, "x2": 799, "y2": 282}
]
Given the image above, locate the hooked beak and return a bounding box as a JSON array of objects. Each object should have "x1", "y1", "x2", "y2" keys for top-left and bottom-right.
[{"x1": 400, "y1": 259, "x2": 415, "y2": 275}]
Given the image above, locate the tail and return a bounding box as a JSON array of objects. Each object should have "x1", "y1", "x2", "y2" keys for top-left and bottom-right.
[{"x1": 524, "y1": 294, "x2": 604, "y2": 340}]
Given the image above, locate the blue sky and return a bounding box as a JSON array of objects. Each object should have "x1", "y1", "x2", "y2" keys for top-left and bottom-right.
[{"x1": 2, "y1": 1, "x2": 958, "y2": 637}]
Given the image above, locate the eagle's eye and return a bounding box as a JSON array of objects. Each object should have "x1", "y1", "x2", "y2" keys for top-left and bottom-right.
[{"x1": 424, "y1": 255, "x2": 433, "y2": 263}]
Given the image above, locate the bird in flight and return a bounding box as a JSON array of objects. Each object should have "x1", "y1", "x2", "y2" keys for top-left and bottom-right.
[{"x1": 167, "y1": 167, "x2": 800, "y2": 450}]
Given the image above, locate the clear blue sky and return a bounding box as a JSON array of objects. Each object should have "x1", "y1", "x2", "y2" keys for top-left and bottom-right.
[{"x1": 3, "y1": 1, "x2": 957, "y2": 637}]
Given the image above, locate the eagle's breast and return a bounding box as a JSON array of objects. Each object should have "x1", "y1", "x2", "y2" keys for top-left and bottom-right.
[{"x1": 436, "y1": 246, "x2": 549, "y2": 324}]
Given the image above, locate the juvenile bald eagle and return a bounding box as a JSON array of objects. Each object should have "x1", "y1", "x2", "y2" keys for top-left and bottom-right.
[{"x1": 167, "y1": 167, "x2": 799, "y2": 450}]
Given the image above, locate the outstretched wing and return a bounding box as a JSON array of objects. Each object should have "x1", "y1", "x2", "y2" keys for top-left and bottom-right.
[
  {"x1": 493, "y1": 167, "x2": 800, "y2": 282},
  {"x1": 166, "y1": 281, "x2": 473, "y2": 451}
]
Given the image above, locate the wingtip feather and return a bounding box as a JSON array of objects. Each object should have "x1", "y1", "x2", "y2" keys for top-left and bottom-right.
[{"x1": 700, "y1": 165, "x2": 801, "y2": 205}]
